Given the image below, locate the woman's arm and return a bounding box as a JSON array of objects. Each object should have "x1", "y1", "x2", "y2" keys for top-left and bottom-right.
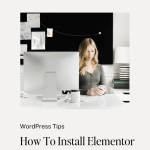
[
  {"x1": 99, "y1": 65, "x2": 106, "y2": 85},
  {"x1": 98, "y1": 65, "x2": 107, "y2": 94}
]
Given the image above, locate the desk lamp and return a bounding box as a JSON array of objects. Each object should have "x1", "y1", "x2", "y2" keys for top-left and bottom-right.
[{"x1": 114, "y1": 47, "x2": 129, "y2": 80}]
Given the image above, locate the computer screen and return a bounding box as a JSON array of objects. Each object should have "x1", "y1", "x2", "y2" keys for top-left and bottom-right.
[{"x1": 24, "y1": 52, "x2": 79, "y2": 99}]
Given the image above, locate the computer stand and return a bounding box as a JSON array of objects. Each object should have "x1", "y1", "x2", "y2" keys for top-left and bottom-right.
[{"x1": 42, "y1": 72, "x2": 57, "y2": 101}]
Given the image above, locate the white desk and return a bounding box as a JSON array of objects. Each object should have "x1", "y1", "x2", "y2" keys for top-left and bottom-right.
[{"x1": 20, "y1": 94, "x2": 127, "y2": 109}]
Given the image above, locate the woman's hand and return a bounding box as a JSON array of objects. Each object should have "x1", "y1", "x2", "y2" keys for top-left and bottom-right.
[
  {"x1": 95, "y1": 86, "x2": 106, "y2": 95},
  {"x1": 87, "y1": 88, "x2": 98, "y2": 96},
  {"x1": 87, "y1": 86, "x2": 106, "y2": 96}
]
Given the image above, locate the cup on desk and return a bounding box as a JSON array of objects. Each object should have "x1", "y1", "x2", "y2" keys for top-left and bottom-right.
[{"x1": 71, "y1": 89, "x2": 80, "y2": 103}]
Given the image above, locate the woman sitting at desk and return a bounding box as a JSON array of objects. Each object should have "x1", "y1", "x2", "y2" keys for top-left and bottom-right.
[{"x1": 79, "y1": 38, "x2": 106, "y2": 96}]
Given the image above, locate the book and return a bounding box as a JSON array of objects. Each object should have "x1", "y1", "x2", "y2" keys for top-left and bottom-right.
[
  {"x1": 113, "y1": 83, "x2": 129, "y2": 87},
  {"x1": 113, "y1": 78, "x2": 129, "y2": 81},
  {"x1": 119, "y1": 70, "x2": 129, "y2": 72},
  {"x1": 114, "y1": 86, "x2": 129, "y2": 89},
  {"x1": 119, "y1": 75, "x2": 130, "y2": 77},
  {"x1": 120, "y1": 66, "x2": 129, "y2": 68},
  {"x1": 113, "y1": 81, "x2": 129, "y2": 84},
  {"x1": 112, "y1": 79, "x2": 129, "y2": 83},
  {"x1": 120, "y1": 72, "x2": 130, "y2": 74},
  {"x1": 112, "y1": 83, "x2": 129, "y2": 89},
  {"x1": 119, "y1": 77, "x2": 130, "y2": 79},
  {"x1": 119, "y1": 68, "x2": 129, "y2": 70}
]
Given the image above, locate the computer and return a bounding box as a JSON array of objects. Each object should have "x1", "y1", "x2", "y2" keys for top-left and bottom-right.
[{"x1": 24, "y1": 52, "x2": 79, "y2": 101}]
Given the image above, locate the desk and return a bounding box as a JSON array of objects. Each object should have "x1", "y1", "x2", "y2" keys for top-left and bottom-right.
[
  {"x1": 20, "y1": 94, "x2": 127, "y2": 109},
  {"x1": 110, "y1": 87, "x2": 130, "y2": 102}
]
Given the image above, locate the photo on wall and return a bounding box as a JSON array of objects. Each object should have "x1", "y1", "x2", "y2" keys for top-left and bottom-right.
[
  {"x1": 20, "y1": 22, "x2": 31, "y2": 40},
  {"x1": 27, "y1": 14, "x2": 40, "y2": 28},
  {"x1": 20, "y1": 44, "x2": 27, "y2": 56},
  {"x1": 47, "y1": 28, "x2": 53, "y2": 37},
  {"x1": 31, "y1": 32, "x2": 45, "y2": 50},
  {"x1": 20, "y1": 44, "x2": 27, "y2": 65}
]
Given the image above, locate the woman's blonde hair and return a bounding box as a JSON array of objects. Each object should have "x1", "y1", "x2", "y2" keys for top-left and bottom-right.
[{"x1": 79, "y1": 38, "x2": 99, "y2": 75}]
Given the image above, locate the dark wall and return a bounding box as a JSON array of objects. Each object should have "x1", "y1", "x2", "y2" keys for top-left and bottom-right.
[{"x1": 20, "y1": 13, "x2": 113, "y2": 64}]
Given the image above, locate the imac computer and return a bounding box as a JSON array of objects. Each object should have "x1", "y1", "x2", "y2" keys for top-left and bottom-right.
[{"x1": 24, "y1": 52, "x2": 79, "y2": 101}]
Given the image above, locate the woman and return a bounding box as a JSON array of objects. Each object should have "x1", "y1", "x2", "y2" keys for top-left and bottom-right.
[{"x1": 79, "y1": 38, "x2": 106, "y2": 96}]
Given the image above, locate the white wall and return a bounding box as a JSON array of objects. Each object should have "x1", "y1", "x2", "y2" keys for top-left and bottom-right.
[{"x1": 20, "y1": 13, "x2": 129, "y2": 93}]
